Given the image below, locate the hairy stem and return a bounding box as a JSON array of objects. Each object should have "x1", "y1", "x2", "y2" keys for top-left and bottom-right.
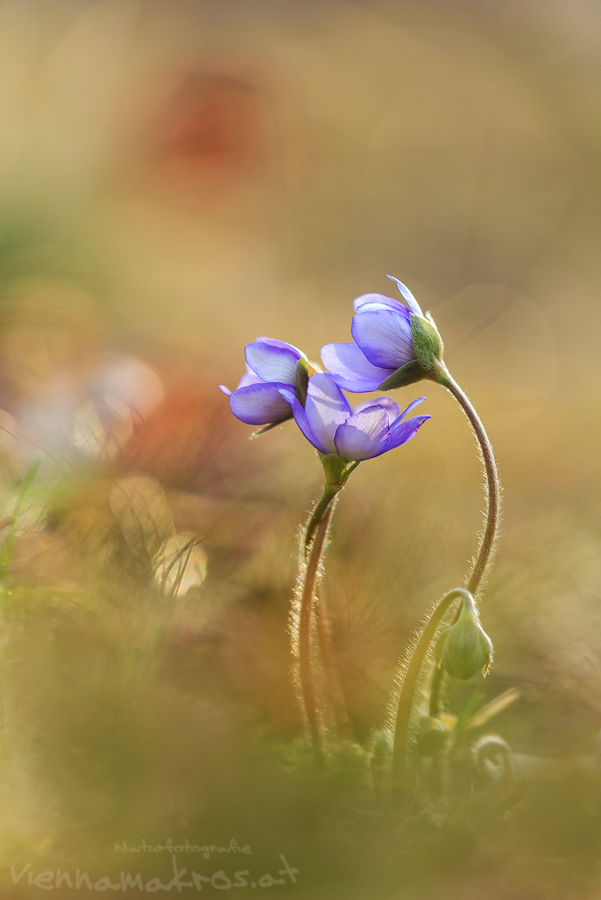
[
  {"x1": 299, "y1": 483, "x2": 355, "y2": 751},
  {"x1": 298, "y1": 497, "x2": 336, "y2": 760},
  {"x1": 436, "y1": 363, "x2": 501, "y2": 597},
  {"x1": 423, "y1": 363, "x2": 502, "y2": 720},
  {"x1": 391, "y1": 588, "x2": 471, "y2": 809},
  {"x1": 428, "y1": 664, "x2": 444, "y2": 719},
  {"x1": 304, "y1": 486, "x2": 340, "y2": 553},
  {"x1": 392, "y1": 362, "x2": 501, "y2": 809}
]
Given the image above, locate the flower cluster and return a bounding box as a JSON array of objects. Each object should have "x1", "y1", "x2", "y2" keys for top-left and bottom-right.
[
  {"x1": 221, "y1": 276, "x2": 443, "y2": 465},
  {"x1": 221, "y1": 275, "x2": 498, "y2": 791}
]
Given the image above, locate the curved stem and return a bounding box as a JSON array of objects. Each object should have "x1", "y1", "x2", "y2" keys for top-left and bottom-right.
[
  {"x1": 391, "y1": 588, "x2": 471, "y2": 808},
  {"x1": 424, "y1": 364, "x2": 502, "y2": 726},
  {"x1": 428, "y1": 664, "x2": 444, "y2": 719},
  {"x1": 391, "y1": 363, "x2": 501, "y2": 810},
  {"x1": 435, "y1": 363, "x2": 501, "y2": 597},
  {"x1": 298, "y1": 498, "x2": 336, "y2": 761}
]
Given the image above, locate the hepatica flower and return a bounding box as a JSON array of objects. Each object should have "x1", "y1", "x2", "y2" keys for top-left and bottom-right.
[
  {"x1": 279, "y1": 372, "x2": 430, "y2": 465},
  {"x1": 321, "y1": 276, "x2": 444, "y2": 392},
  {"x1": 220, "y1": 338, "x2": 315, "y2": 426}
]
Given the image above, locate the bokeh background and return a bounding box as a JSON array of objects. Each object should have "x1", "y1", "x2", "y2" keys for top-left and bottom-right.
[{"x1": 0, "y1": 0, "x2": 601, "y2": 897}]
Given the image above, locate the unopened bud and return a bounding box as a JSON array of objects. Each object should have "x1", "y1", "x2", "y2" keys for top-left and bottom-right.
[{"x1": 435, "y1": 593, "x2": 493, "y2": 680}]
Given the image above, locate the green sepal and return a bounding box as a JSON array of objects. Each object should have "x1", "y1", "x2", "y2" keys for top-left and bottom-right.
[
  {"x1": 410, "y1": 313, "x2": 444, "y2": 371},
  {"x1": 295, "y1": 358, "x2": 318, "y2": 407},
  {"x1": 318, "y1": 452, "x2": 359, "y2": 489},
  {"x1": 377, "y1": 361, "x2": 425, "y2": 391},
  {"x1": 250, "y1": 421, "x2": 284, "y2": 439}
]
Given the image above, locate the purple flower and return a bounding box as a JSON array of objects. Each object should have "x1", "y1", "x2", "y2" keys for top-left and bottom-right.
[
  {"x1": 220, "y1": 338, "x2": 314, "y2": 426},
  {"x1": 279, "y1": 372, "x2": 430, "y2": 462},
  {"x1": 321, "y1": 276, "x2": 443, "y2": 392}
]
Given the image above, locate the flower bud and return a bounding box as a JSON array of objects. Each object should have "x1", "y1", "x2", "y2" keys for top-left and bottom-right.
[{"x1": 435, "y1": 593, "x2": 493, "y2": 680}]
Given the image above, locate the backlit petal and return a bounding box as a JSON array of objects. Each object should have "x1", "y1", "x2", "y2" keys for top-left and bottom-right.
[
  {"x1": 245, "y1": 340, "x2": 302, "y2": 385},
  {"x1": 229, "y1": 382, "x2": 294, "y2": 426},
  {"x1": 386, "y1": 275, "x2": 424, "y2": 316},
  {"x1": 255, "y1": 337, "x2": 305, "y2": 354},
  {"x1": 334, "y1": 407, "x2": 391, "y2": 461},
  {"x1": 279, "y1": 389, "x2": 327, "y2": 453},
  {"x1": 351, "y1": 308, "x2": 415, "y2": 369},
  {"x1": 353, "y1": 396, "x2": 400, "y2": 425},
  {"x1": 304, "y1": 373, "x2": 351, "y2": 453},
  {"x1": 321, "y1": 341, "x2": 394, "y2": 392},
  {"x1": 388, "y1": 414, "x2": 431, "y2": 448},
  {"x1": 353, "y1": 292, "x2": 405, "y2": 313},
  {"x1": 398, "y1": 396, "x2": 426, "y2": 420}
]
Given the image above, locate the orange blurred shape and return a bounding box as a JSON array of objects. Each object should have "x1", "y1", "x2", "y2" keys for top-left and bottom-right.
[
  {"x1": 116, "y1": 378, "x2": 257, "y2": 492},
  {"x1": 149, "y1": 72, "x2": 269, "y2": 180}
]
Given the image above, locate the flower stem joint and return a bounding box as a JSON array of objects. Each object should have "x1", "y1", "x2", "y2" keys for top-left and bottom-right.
[{"x1": 434, "y1": 592, "x2": 493, "y2": 680}]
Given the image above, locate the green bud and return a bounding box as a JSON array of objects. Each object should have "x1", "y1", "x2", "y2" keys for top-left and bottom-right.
[{"x1": 435, "y1": 594, "x2": 493, "y2": 680}]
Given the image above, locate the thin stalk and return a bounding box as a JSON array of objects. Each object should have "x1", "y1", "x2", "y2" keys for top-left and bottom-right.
[
  {"x1": 314, "y1": 592, "x2": 354, "y2": 741},
  {"x1": 303, "y1": 485, "x2": 355, "y2": 744},
  {"x1": 428, "y1": 664, "x2": 444, "y2": 719},
  {"x1": 304, "y1": 486, "x2": 338, "y2": 553},
  {"x1": 424, "y1": 363, "x2": 502, "y2": 719},
  {"x1": 298, "y1": 499, "x2": 335, "y2": 761},
  {"x1": 391, "y1": 588, "x2": 470, "y2": 809},
  {"x1": 436, "y1": 363, "x2": 500, "y2": 598},
  {"x1": 391, "y1": 361, "x2": 501, "y2": 809}
]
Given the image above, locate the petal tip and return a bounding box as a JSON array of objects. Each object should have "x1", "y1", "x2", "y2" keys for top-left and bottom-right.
[{"x1": 386, "y1": 274, "x2": 423, "y2": 316}]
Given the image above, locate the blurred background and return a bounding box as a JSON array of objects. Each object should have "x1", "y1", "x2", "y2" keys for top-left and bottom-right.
[{"x1": 0, "y1": 0, "x2": 601, "y2": 897}]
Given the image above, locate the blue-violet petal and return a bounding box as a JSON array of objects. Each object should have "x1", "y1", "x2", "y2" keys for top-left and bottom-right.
[
  {"x1": 304, "y1": 373, "x2": 352, "y2": 454},
  {"x1": 321, "y1": 341, "x2": 394, "y2": 392},
  {"x1": 334, "y1": 408, "x2": 391, "y2": 461},
  {"x1": 245, "y1": 340, "x2": 301, "y2": 385},
  {"x1": 229, "y1": 381, "x2": 294, "y2": 426},
  {"x1": 279, "y1": 388, "x2": 327, "y2": 454},
  {"x1": 351, "y1": 308, "x2": 416, "y2": 370}
]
